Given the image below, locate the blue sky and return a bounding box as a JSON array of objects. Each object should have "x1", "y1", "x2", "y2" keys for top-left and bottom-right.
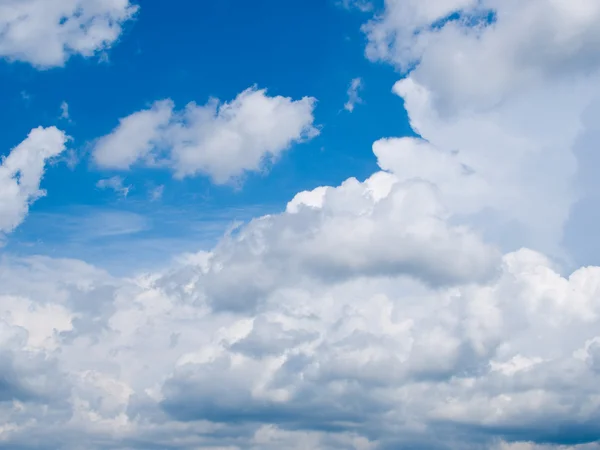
[
  {"x1": 2, "y1": 0, "x2": 412, "y2": 272},
  {"x1": 4, "y1": 1, "x2": 600, "y2": 449}
]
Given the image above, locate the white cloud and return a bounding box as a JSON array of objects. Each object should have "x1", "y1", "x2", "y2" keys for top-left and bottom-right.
[
  {"x1": 93, "y1": 99, "x2": 174, "y2": 171},
  {"x1": 149, "y1": 184, "x2": 164, "y2": 202},
  {"x1": 96, "y1": 176, "x2": 131, "y2": 197},
  {"x1": 1, "y1": 211, "x2": 600, "y2": 448},
  {"x1": 92, "y1": 87, "x2": 319, "y2": 184},
  {"x1": 344, "y1": 77, "x2": 364, "y2": 112},
  {"x1": 338, "y1": 0, "x2": 374, "y2": 13},
  {"x1": 59, "y1": 101, "x2": 70, "y2": 120},
  {"x1": 0, "y1": 126, "x2": 592, "y2": 449},
  {"x1": 362, "y1": 0, "x2": 600, "y2": 260},
  {"x1": 0, "y1": 0, "x2": 138, "y2": 68},
  {"x1": 365, "y1": 0, "x2": 600, "y2": 113},
  {"x1": 0, "y1": 126, "x2": 67, "y2": 237},
  {"x1": 6, "y1": 0, "x2": 600, "y2": 448}
]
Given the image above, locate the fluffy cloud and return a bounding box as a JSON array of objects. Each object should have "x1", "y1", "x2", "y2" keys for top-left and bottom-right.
[
  {"x1": 201, "y1": 171, "x2": 498, "y2": 312},
  {"x1": 364, "y1": 0, "x2": 600, "y2": 260},
  {"x1": 0, "y1": 127, "x2": 67, "y2": 238},
  {"x1": 5, "y1": 0, "x2": 600, "y2": 449},
  {"x1": 0, "y1": 0, "x2": 138, "y2": 68},
  {"x1": 365, "y1": 0, "x2": 600, "y2": 112},
  {"x1": 1, "y1": 205, "x2": 600, "y2": 448},
  {"x1": 93, "y1": 87, "x2": 319, "y2": 184},
  {"x1": 0, "y1": 134, "x2": 596, "y2": 448}
]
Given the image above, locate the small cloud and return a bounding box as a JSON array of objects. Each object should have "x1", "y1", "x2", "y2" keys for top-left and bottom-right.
[
  {"x1": 344, "y1": 77, "x2": 364, "y2": 113},
  {"x1": 50, "y1": 148, "x2": 80, "y2": 170},
  {"x1": 149, "y1": 185, "x2": 164, "y2": 202},
  {"x1": 21, "y1": 91, "x2": 32, "y2": 104},
  {"x1": 337, "y1": 0, "x2": 373, "y2": 12},
  {"x1": 96, "y1": 176, "x2": 132, "y2": 198},
  {"x1": 98, "y1": 51, "x2": 110, "y2": 64},
  {"x1": 59, "y1": 101, "x2": 70, "y2": 121},
  {"x1": 63, "y1": 149, "x2": 80, "y2": 170}
]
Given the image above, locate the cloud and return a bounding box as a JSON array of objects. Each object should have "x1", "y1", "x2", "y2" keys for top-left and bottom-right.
[
  {"x1": 93, "y1": 100, "x2": 174, "y2": 171},
  {"x1": 362, "y1": 0, "x2": 600, "y2": 262},
  {"x1": 96, "y1": 176, "x2": 131, "y2": 197},
  {"x1": 0, "y1": 127, "x2": 67, "y2": 238},
  {"x1": 1, "y1": 212, "x2": 600, "y2": 448},
  {"x1": 149, "y1": 185, "x2": 164, "y2": 202},
  {"x1": 199, "y1": 171, "x2": 498, "y2": 311},
  {"x1": 59, "y1": 101, "x2": 70, "y2": 121},
  {"x1": 5, "y1": 1, "x2": 600, "y2": 449},
  {"x1": 92, "y1": 87, "x2": 319, "y2": 184},
  {"x1": 337, "y1": 0, "x2": 374, "y2": 13},
  {"x1": 344, "y1": 77, "x2": 364, "y2": 112},
  {"x1": 0, "y1": 127, "x2": 590, "y2": 449},
  {"x1": 0, "y1": 0, "x2": 138, "y2": 68},
  {"x1": 20, "y1": 91, "x2": 32, "y2": 103},
  {"x1": 365, "y1": 0, "x2": 600, "y2": 112}
]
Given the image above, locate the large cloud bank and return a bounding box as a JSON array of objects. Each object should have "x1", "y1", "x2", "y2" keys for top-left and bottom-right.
[{"x1": 2, "y1": 0, "x2": 600, "y2": 449}]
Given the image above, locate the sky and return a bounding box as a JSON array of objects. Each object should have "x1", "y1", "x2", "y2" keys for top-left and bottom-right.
[{"x1": 2, "y1": 0, "x2": 600, "y2": 449}]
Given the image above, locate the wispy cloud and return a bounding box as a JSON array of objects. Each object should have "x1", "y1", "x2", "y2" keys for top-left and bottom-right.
[
  {"x1": 96, "y1": 176, "x2": 132, "y2": 197},
  {"x1": 344, "y1": 77, "x2": 363, "y2": 112},
  {"x1": 337, "y1": 0, "x2": 373, "y2": 13},
  {"x1": 59, "y1": 101, "x2": 70, "y2": 121},
  {"x1": 6, "y1": 203, "x2": 270, "y2": 275},
  {"x1": 21, "y1": 90, "x2": 32, "y2": 104},
  {"x1": 149, "y1": 185, "x2": 164, "y2": 202}
]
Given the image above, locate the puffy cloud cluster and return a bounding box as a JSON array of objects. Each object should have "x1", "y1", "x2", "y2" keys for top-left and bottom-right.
[
  {"x1": 1, "y1": 145, "x2": 599, "y2": 448},
  {"x1": 0, "y1": 127, "x2": 67, "y2": 239},
  {"x1": 1, "y1": 175, "x2": 600, "y2": 448},
  {"x1": 92, "y1": 87, "x2": 319, "y2": 184},
  {"x1": 0, "y1": 0, "x2": 138, "y2": 67},
  {"x1": 365, "y1": 0, "x2": 600, "y2": 260},
  {"x1": 4, "y1": 0, "x2": 600, "y2": 448}
]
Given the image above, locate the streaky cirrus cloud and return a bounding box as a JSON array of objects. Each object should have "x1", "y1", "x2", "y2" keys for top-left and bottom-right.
[
  {"x1": 92, "y1": 87, "x2": 319, "y2": 184},
  {"x1": 0, "y1": 127, "x2": 67, "y2": 238},
  {"x1": 0, "y1": 0, "x2": 138, "y2": 68}
]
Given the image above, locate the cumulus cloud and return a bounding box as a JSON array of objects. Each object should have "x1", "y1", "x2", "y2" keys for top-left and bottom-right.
[
  {"x1": 5, "y1": 0, "x2": 600, "y2": 449},
  {"x1": 362, "y1": 0, "x2": 600, "y2": 261},
  {"x1": 200, "y1": 171, "x2": 498, "y2": 312},
  {"x1": 0, "y1": 0, "x2": 138, "y2": 68},
  {"x1": 365, "y1": 0, "x2": 600, "y2": 112},
  {"x1": 344, "y1": 77, "x2": 364, "y2": 112},
  {"x1": 1, "y1": 218, "x2": 600, "y2": 448},
  {"x1": 0, "y1": 131, "x2": 594, "y2": 449},
  {"x1": 92, "y1": 87, "x2": 319, "y2": 184},
  {"x1": 0, "y1": 127, "x2": 67, "y2": 237}
]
